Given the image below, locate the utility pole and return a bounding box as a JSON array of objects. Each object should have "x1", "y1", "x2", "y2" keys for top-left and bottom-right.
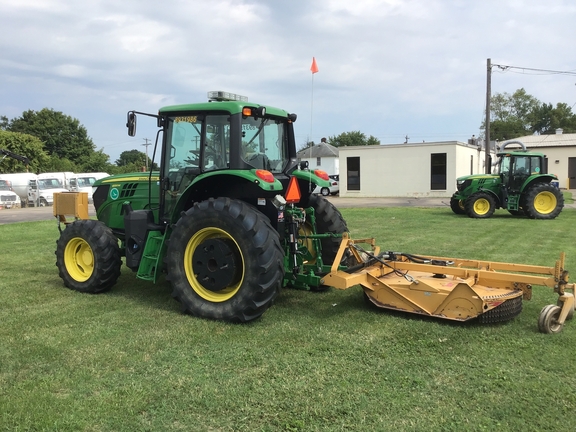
[
  {"x1": 485, "y1": 58, "x2": 492, "y2": 174},
  {"x1": 142, "y1": 138, "x2": 151, "y2": 171}
]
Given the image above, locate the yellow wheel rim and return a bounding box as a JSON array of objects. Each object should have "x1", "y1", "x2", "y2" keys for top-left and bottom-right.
[
  {"x1": 183, "y1": 227, "x2": 244, "y2": 302},
  {"x1": 533, "y1": 191, "x2": 556, "y2": 214},
  {"x1": 473, "y1": 198, "x2": 490, "y2": 215},
  {"x1": 458, "y1": 200, "x2": 465, "y2": 211},
  {"x1": 64, "y1": 237, "x2": 94, "y2": 282}
]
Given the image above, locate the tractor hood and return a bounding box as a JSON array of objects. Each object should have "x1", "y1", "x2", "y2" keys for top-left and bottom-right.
[{"x1": 456, "y1": 174, "x2": 500, "y2": 193}]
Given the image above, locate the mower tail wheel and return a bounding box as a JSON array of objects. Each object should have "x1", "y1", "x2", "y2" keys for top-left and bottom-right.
[{"x1": 538, "y1": 304, "x2": 564, "y2": 334}]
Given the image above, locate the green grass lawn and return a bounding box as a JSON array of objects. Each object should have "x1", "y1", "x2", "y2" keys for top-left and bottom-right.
[{"x1": 1, "y1": 207, "x2": 576, "y2": 431}]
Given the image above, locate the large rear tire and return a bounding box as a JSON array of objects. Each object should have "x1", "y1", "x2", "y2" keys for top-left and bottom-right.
[
  {"x1": 308, "y1": 194, "x2": 348, "y2": 263},
  {"x1": 465, "y1": 192, "x2": 496, "y2": 219},
  {"x1": 55, "y1": 220, "x2": 122, "y2": 293},
  {"x1": 523, "y1": 183, "x2": 564, "y2": 219},
  {"x1": 165, "y1": 197, "x2": 284, "y2": 322}
]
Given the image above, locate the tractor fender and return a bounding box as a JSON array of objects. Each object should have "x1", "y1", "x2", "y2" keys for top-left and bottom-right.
[
  {"x1": 520, "y1": 175, "x2": 557, "y2": 194},
  {"x1": 171, "y1": 172, "x2": 284, "y2": 224},
  {"x1": 476, "y1": 188, "x2": 502, "y2": 208},
  {"x1": 290, "y1": 169, "x2": 331, "y2": 188}
]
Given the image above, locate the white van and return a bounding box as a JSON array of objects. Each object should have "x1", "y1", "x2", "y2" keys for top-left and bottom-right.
[
  {"x1": 0, "y1": 179, "x2": 21, "y2": 209},
  {"x1": 0, "y1": 173, "x2": 38, "y2": 206},
  {"x1": 28, "y1": 174, "x2": 70, "y2": 206},
  {"x1": 37, "y1": 172, "x2": 75, "y2": 190},
  {"x1": 69, "y1": 172, "x2": 110, "y2": 203}
]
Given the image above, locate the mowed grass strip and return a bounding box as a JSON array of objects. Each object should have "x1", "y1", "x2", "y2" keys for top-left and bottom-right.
[{"x1": 1, "y1": 207, "x2": 575, "y2": 431}]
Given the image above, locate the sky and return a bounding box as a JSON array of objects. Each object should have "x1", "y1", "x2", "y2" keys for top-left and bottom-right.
[{"x1": 1, "y1": 0, "x2": 575, "y2": 163}]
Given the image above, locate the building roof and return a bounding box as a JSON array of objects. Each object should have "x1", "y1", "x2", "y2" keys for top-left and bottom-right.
[
  {"x1": 510, "y1": 132, "x2": 576, "y2": 148},
  {"x1": 296, "y1": 142, "x2": 339, "y2": 158}
]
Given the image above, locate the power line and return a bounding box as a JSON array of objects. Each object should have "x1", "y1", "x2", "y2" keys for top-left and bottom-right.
[{"x1": 493, "y1": 64, "x2": 576, "y2": 76}]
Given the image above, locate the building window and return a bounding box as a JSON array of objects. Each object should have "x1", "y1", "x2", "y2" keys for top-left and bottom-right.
[
  {"x1": 431, "y1": 153, "x2": 446, "y2": 190},
  {"x1": 316, "y1": 157, "x2": 321, "y2": 166},
  {"x1": 347, "y1": 157, "x2": 360, "y2": 190}
]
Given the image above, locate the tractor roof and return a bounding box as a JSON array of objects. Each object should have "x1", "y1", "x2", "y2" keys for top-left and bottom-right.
[{"x1": 159, "y1": 100, "x2": 289, "y2": 118}]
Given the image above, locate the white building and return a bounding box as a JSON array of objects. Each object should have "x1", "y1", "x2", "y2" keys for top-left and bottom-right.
[
  {"x1": 296, "y1": 142, "x2": 339, "y2": 175},
  {"x1": 338, "y1": 141, "x2": 491, "y2": 198}
]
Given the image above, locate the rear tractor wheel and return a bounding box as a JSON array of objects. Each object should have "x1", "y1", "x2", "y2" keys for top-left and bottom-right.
[
  {"x1": 165, "y1": 197, "x2": 284, "y2": 322},
  {"x1": 55, "y1": 219, "x2": 122, "y2": 293},
  {"x1": 465, "y1": 192, "x2": 496, "y2": 219},
  {"x1": 523, "y1": 183, "x2": 564, "y2": 219},
  {"x1": 298, "y1": 194, "x2": 349, "y2": 292}
]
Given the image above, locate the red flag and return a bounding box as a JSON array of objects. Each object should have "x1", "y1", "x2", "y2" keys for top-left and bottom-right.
[{"x1": 310, "y1": 57, "x2": 319, "y2": 74}]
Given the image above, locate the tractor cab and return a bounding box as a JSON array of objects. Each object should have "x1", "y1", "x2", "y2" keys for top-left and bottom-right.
[{"x1": 496, "y1": 150, "x2": 547, "y2": 194}]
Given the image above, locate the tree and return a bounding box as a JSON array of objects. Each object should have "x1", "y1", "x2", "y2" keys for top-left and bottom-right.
[
  {"x1": 115, "y1": 149, "x2": 158, "y2": 170},
  {"x1": 484, "y1": 88, "x2": 576, "y2": 140},
  {"x1": 530, "y1": 102, "x2": 576, "y2": 135},
  {"x1": 0, "y1": 115, "x2": 8, "y2": 130},
  {"x1": 80, "y1": 149, "x2": 115, "y2": 173},
  {"x1": 5, "y1": 108, "x2": 95, "y2": 163},
  {"x1": 0, "y1": 130, "x2": 49, "y2": 173},
  {"x1": 328, "y1": 131, "x2": 381, "y2": 147}
]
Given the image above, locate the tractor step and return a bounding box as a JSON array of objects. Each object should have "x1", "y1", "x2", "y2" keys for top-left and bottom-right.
[{"x1": 137, "y1": 231, "x2": 165, "y2": 282}]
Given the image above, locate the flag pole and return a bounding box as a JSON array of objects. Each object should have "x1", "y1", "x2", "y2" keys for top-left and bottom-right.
[
  {"x1": 310, "y1": 71, "x2": 314, "y2": 145},
  {"x1": 309, "y1": 57, "x2": 319, "y2": 146}
]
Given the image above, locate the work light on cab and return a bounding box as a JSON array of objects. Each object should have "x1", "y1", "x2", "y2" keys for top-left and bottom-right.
[{"x1": 207, "y1": 91, "x2": 248, "y2": 102}]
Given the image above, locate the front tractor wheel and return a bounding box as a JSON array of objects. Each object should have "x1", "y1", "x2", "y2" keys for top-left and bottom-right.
[
  {"x1": 523, "y1": 183, "x2": 564, "y2": 219},
  {"x1": 55, "y1": 220, "x2": 122, "y2": 293},
  {"x1": 165, "y1": 197, "x2": 285, "y2": 322},
  {"x1": 465, "y1": 192, "x2": 496, "y2": 219},
  {"x1": 450, "y1": 197, "x2": 465, "y2": 215}
]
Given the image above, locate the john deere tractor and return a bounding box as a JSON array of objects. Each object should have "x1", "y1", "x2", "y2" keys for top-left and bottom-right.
[
  {"x1": 450, "y1": 141, "x2": 564, "y2": 219},
  {"x1": 55, "y1": 91, "x2": 347, "y2": 322},
  {"x1": 53, "y1": 94, "x2": 575, "y2": 333}
]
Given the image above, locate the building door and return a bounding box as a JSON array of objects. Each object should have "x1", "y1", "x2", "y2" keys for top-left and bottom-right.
[
  {"x1": 347, "y1": 157, "x2": 360, "y2": 191},
  {"x1": 569, "y1": 157, "x2": 576, "y2": 189},
  {"x1": 430, "y1": 153, "x2": 447, "y2": 190}
]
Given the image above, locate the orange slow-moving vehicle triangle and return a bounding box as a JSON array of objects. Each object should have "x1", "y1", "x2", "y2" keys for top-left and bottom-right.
[{"x1": 285, "y1": 176, "x2": 301, "y2": 204}]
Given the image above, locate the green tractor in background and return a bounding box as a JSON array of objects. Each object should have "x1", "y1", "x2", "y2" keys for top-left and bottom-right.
[
  {"x1": 55, "y1": 91, "x2": 347, "y2": 322},
  {"x1": 450, "y1": 141, "x2": 564, "y2": 219}
]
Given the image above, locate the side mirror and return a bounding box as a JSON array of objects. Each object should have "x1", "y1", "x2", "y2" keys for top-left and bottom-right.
[{"x1": 126, "y1": 112, "x2": 137, "y2": 136}]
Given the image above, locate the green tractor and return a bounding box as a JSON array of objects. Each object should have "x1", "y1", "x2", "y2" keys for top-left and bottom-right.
[
  {"x1": 55, "y1": 91, "x2": 347, "y2": 322},
  {"x1": 450, "y1": 141, "x2": 564, "y2": 219}
]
